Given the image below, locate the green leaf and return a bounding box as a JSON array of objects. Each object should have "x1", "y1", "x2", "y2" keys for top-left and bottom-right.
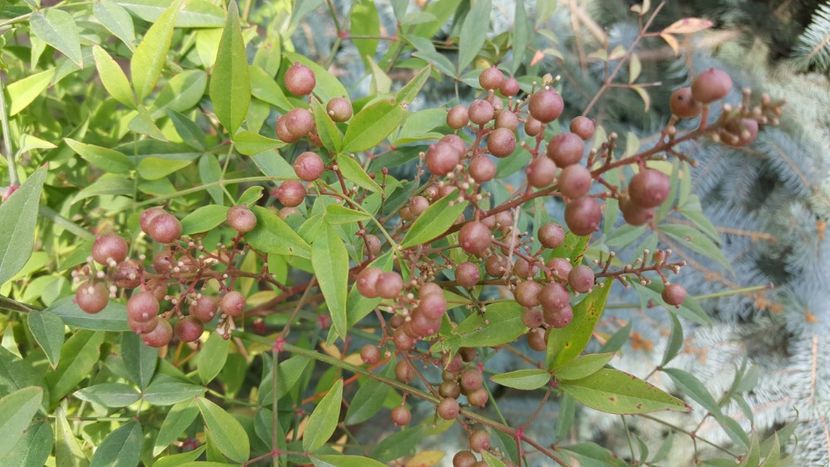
[
  {"x1": 350, "y1": 0, "x2": 380, "y2": 64},
  {"x1": 253, "y1": 32, "x2": 281, "y2": 77},
  {"x1": 311, "y1": 100, "x2": 343, "y2": 152},
  {"x1": 47, "y1": 296, "x2": 130, "y2": 331},
  {"x1": 249, "y1": 65, "x2": 292, "y2": 111},
  {"x1": 559, "y1": 368, "x2": 688, "y2": 414},
  {"x1": 325, "y1": 204, "x2": 371, "y2": 224},
  {"x1": 303, "y1": 379, "x2": 343, "y2": 452},
  {"x1": 54, "y1": 407, "x2": 87, "y2": 467},
  {"x1": 661, "y1": 368, "x2": 720, "y2": 415},
  {"x1": 481, "y1": 451, "x2": 508, "y2": 467},
  {"x1": 75, "y1": 383, "x2": 141, "y2": 408},
  {"x1": 661, "y1": 313, "x2": 683, "y2": 366},
  {"x1": 247, "y1": 206, "x2": 311, "y2": 258},
  {"x1": 153, "y1": 400, "x2": 199, "y2": 455},
  {"x1": 65, "y1": 139, "x2": 133, "y2": 174},
  {"x1": 144, "y1": 379, "x2": 206, "y2": 405},
  {"x1": 401, "y1": 195, "x2": 468, "y2": 248},
  {"x1": 90, "y1": 421, "x2": 143, "y2": 467},
  {"x1": 238, "y1": 186, "x2": 264, "y2": 206},
  {"x1": 232, "y1": 131, "x2": 284, "y2": 156},
  {"x1": 152, "y1": 446, "x2": 206, "y2": 467},
  {"x1": 6, "y1": 69, "x2": 56, "y2": 116},
  {"x1": 313, "y1": 455, "x2": 386, "y2": 467},
  {"x1": 437, "y1": 301, "x2": 526, "y2": 352},
  {"x1": 556, "y1": 353, "x2": 615, "y2": 381},
  {"x1": 345, "y1": 376, "x2": 390, "y2": 425},
  {"x1": 137, "y1": 157, "x2": 193, "y2": 180},
  {"x1": 336, "y1": 154, "x2": 382, "y2": 192},
  {"x1": 30, "y1": 9, "x2": 83, "y2": 68},
  {"x1": 510, "y1": 0, "x2": 529, "y2": 74},
  {"x1": 457, "y1": 0, "x2": 492, "y2": 72},
  {"x1": 0, "y1": 387, "x2": 44, "y2": 455},
  {"x1": 94, "y1": 0, "x2": 136, "y2": 49},
  {"x1": 153, "y1": 70, "x2": 208, "y2": 117},
  {"x1": 46, "y1": 331, "x2": 104, "y2": 405},
  {"x1": 342, "y1": 98, "x2": 406, "y2": 153},
  {"x1": 257, "y1": 355, "x2": 311, "y2": 405},
  {"x1": 197, "y1": 397, "x2": 250, "y2": 463},
  {"x1": 121, "y1": 332, "x2": 157, "y2": 389},
  {"x1": 312, "y1": 224, "x2": 349, "y2": 339},
  {"x1": 0, "y1": 167, "x2": 46, "y2": 286},
  {"x1": 396, "y1": 66, "x2": 432, "y2": 104},
  {"x1": 27, "y1": 309, "x2": 64, "y2": 367},
  {"x1": 198, "y1": 154, "x2": 223, "y2": 203},
  {"x1": 491, "y1": 369, "x2": 550, "y2": 390},
  {"x1": 0, "y1": 421, "x2": 53, "y2": 467},
  {"x1": 547, "y1": 280, "x2": 612, "y2": 370},
  {"x1": 659, "y1": 223, "x2": 730, "y2": 269},
  {"x1": 117, "y1": 0, "x2": 224, "y2": 27},
  {"x1": 93, "y1": 46, "x2": 135, "y2": 107},
  {"x1": 197, "y1": 333, "x2": 229, "y2": 384},
  {"x1": 181, "y1": 205, "x2": 229, "y2": 235},
  {"x1": 210, "y1": 1, "x2": 250, "y2": 133},
  {"x1": 631, "y1": 282, "x2": 710, "y2": 325},
  {"x1": 131, "y1": 0, "x2": 182, "y2": 101}
]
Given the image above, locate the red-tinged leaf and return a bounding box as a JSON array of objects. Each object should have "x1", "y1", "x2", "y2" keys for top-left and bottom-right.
[{"x1": 663, "y1": 17, "x2": 713, "y2": 35}]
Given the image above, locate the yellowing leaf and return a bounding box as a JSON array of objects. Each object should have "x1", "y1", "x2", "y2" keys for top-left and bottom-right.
[
  {"x1": 406, "y1": 450, "x2": 445, "y2": 466},
  {"x1": 663, "y1": 17, "x2": 713, "y2": 35},
  {"x1": 660, "y1": 33, "x2": 680, "y2": 55}
]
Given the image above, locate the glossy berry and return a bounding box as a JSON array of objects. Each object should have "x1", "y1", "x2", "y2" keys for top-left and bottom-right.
[
  {"x1": 284, "y1": 62, "x2": 316, "y2": 96},
  {"x1": 460, "y1": 368, "x2": 483, "y2": 391},
  {"x1": 691, "y1": 68, "x2": 732, "y2": 104},
  {"x1": 459, "y1": 221, "x2": 492, "y2": 256},
  {"x1": 220, "y1": 291, "x2": 245, "y2": 318},
  {"x1": 547, "y1": 132, "x2": 584, "y2": 167},
  {"x1": 487, "y1": 128, "x2": 516, "y2": 157},
  {"x1": 113, "y1": 260, "x2": 141, "y2": 289},
  {"x1": 190, "y1": 296, "x2": 218, "y2": 322},
  {"x1": 459, "y1": 347, "x2": 477, "y2": 362},
  {"x1": 391, "y1": 405, "x2": 411, "y2": 426},
  {"x1": 527, "y1": 328, "x2": 547, "y2": 352},
  {"x1": 275, "y1": 116, "x2": 298, "y2": 143},
  {"x1": 570, "y1": 116, "x2": 596, "y2": 140},
  {"x1": 469, "y1": 156, "x2": 496, "y2": 183},
  {"x1": 453, "y1": 451, "x2": 478, "y2": 467},
  {"x1": 438, "y1": 397, "x2": 460, "y2": 420},
  {"x1": 92, "y1": 234, "x2": 128, "y2": 265},
  {"x1": 538, "y1": 223, "x2": 565, "y2": 249},
  {"x1": 524, "y1": 117, "x2": 543, "y2": 137},
  {"x1": 395, "y1": 360, "x2": 415, "y2": 382},
  {"x1": 468, "y1": 99, "x2": 495, "y2": 125},
  {"x1": 419, "y1": 292, "x2": 447, "y2": 319},
  {"x1": 456, "y1": 262, "x2": 480, "y2": 288},
  {"x1": 376, "y1": 271, "x2": 403, "y2": 299},
  {"x1": 147, "y1": 212, "x2": 182, "y2": 243},
  {"x1": 628, "y1": 169, "x2": 670, "y2": 208},
  {"x1": 76, "y1": 282, "x2": 109, "y2": 314},
  {"x1": 293, "y1": 151, "x2": 325, "y2": 181},
  {"x1": 127, "y1": 291, "x2": 159, "y2": 322},
  {"x1": 175, "y1": 317, "x2": 203, "y2": 342},
  {"x1": 620, "y1": 197, "x2": 655, "y2": 226},
  {"x1": 440, "y1": 380, "x2": 461, "y2": 398},
  {"x1": 569, "y1": 265, "x2": 595, "y2": 293},
  {"x1": 364, "y1": 234, "x2": 381, "y2": 257},
  {"x1": 447, "y1": 105, "x2": 470, "y2": 129},
  {"x1": 515, "y1": 280, "x2": 542, "y2": 307},
  {"x1": 544, "y1": 305, "x2": 573, "y2": 328},
  {"x1": 275, "y1": 181, "x2": 306, "y2": 207},
  {"x1": 662, "y1": 283, "x2": 687, "y2": 306},
  {"x1": 528, "y1": 88, "x2": 564, "y2": 123},
  {"x1": 558, "y1": 164, "x2": 592, "y2": 198},
  {"x1": 565, "y1": 197, "x2": 602, "y2": 236},
  {"x1": 409, "y1": 314, "x2": 438, "y2": 337},
  {"x1": 469, "y1": 430, "x2": 491, "y2": 452},
  {"x1": 140, "y1": 207, "x2": 166, "y2": 235},
  {"x1": 526, "y1": 156, "x2": 557, "y2": 188},
  {"x1": 326, "y1": 97, "x2": 352, "y2": 122},
  {"x1": 485, "y1": 254, "x2": 509, "y2": 276},
  {"x1": 356, "y1": 267, "x2": 382, "y2": 298},
  {"x1": 547, "y1": 257, "x2": 573, "y2": 282},
  {"x1": 500, "y1": 77, "x2": 520, "y2": 96},
  {"x1": 513, "y1": 257, "x2": 539, "y2": 279},
  {"x1": 426, "y1": 142, "x2": 461, "y2": 176},
  {"x1": 143, "y1": 319, "x2": 173, "y2": 347},
  {"x1": 419, "y1": 282, "x2": 443, "y2": 298},
  {"x1": 479, "y1": 66, "x2": 505, "y2": 90},
  {"x1": 539, "y1": 282, "x2": 570, "y2": 312},
  {"x1": 393, "y1": 327, "x2": 415, "y2": 350},
  {"x1": 227, "y1": 205, "x2": 257, "y2": 233},
  {"x1": 669, "y1": 87, "x2": 702, "y2": 118},
  {"x1": 495, "y1": 110, "x2": 519, "y2": 131},
  {"x1": 284, "y1": 108, "x2": 315, "y2": 138},
  {"x1": 360, "y1": 344, "x2": 381, "y2": 365},
  {"x1": 441, "y1": 134, "x2": 466, "y2": 154},
  {"x1": 129, "y1": 317, "x2": 158, "y2": 334}
]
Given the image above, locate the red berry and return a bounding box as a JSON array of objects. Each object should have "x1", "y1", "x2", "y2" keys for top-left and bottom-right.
[
  {"x1": 364, "y1": 234, "x2": 381, "y2": 257},
  {"x1": 220, "y1": 291, "x2": 245, "y2": 318},
  {"x1": 426, "y1": 142, "x2": 461, "y2": 176},
  {"x1": 524, "y1": 116, "x2": 544, "y2": 137},
  {"x1": 570, "y1": 116, "x2": 596, "y2": 140},
  {"x1": 485, "y1": 254, "x2": 509, "y2": 276},
  {"x1": 628, "y1": 169, "x2": 670, "y2": 208},
  {"x1": 92, "y1": 234, "x2": 128, "y2": 265},
  {"x1": 395, "y1": 360, "x2": 415, "y2": 383},
  {"x1": 376, "y1": 271, "x2": 403, "y2": 299},
  {"x1": 129, "y1": 317, "x2": 158, "y2": 334},
  {"x1": 440, "y1": 380, "x2": 461, "y2": 398},
  {"x1": 468, "y1": 99, "x2": 495, "y2": 125},
  {"x1": 528, "y1": 88, "x2": 564, "y2": 123},
  {"x1": 360, "y1": 344, "x2": 381, "y2": 365},
  {"x1": 669, "y1": 87, "x2": 702, "y2": 118},
  {"x1": 691, "y1": 68, "x2": 732, "y2": 104},
  {"x1": 226, "y1": 205, "x2": 257, "y2": 233},
  {"x1": 538, "y1": 223, "x2": 565, "y2": 249},
  {"x1": 564, "y1": 197, "x2": 602, "y2": 236},
  {"x1": 326, "y1": 97, "x2": 352, "y2": 122},
  {"x1": 662, "y1": 283, "x2": 687, "y2": 306},
  {"x1": 558, "y1": 164, "x2": 592, "y2": 198},
  {"x1": 456, "y1": 262, "x2": 480, "y2": 288},
  {"x1": 526, "y1": 156, "x2": 557, "y2": 188},
  {"x1": 479, "y1": 66, "x2": 505, "y2": 90},
  {"x1": 419, "y1": 282, "x2": 443, "y2": 298},
  {"x1": 293, "y1": 151, "x2": 325, "y2": 181},
  {"x1": 191, "y1": 296, "x2": 218, "y2": 322},
  {"x1": 547, "y1": 132, "x2": 585, "y2": 167},
  {"x1": 620, "y1": 197, "x2": 655, "y2": 226},
  {"x1": 438, "y1": 397, "x2": 460, "y2": 419},
  {"x1": 393, "y1": 327, "x2": 415, "y2": 350},
  {"x1": 460, "y1": 368, "x2": 483, "y2": 391},
  {"x1": 568, "y1": 265, "x2": 595, "y2": 293},
  {"x1": 459, "y1": 221, "x2": 492, "y2": 256},
  {"x1": 515, "y1": 280, "x2": 542, "y2": 307},
  {"x1": 469, "y1": 155, "x2": 496, "y2": 183},
  {"x1": 127, "y1": 291, "x2": 159, "y2": 322},
  {"x1": 453, "y1": 450, "x2": 478, "y2": 467},
  {"x1": 356, "y1": 267, "x2": 382, "y2": 298},
  {"x1": 113, "y1": 260, "x2": 141, "y2": 289},
  {"x1": 495, "y1": 110, "x2": 519, "y2": 131},
  {"x1": 275, "y1": 180, "x2": 306, "y2": 207},
  {"x1": 391, "y1": 405, "x2": 412, "y2": 426},
  {"x1": 283, "y1": 108, "x2": 315, "y2": 138},
  {"x1": 143, "y1": 319, "x2": 173, "y2": 347},
  {"x1": 500, "y1": 77, "x2": 520, "y2": 96},
  {"x1": 522, "y1": 307, "x2": 544, "y2": 328},
  {"x1": 284, "y1": 62, "x2": 316, "y2": 96},
  {"x1": 487, "y1": 128, "x2": 516, "y2": 157},
  {"x1": 527, "y1": 328, "x2": 547, "y2": 351},
  {"x1": 147, "y1": 212, "x2": 182, "y2": 243},
  {"x1": 140, "y1": 208, "x2": 166, "y2": 235},
  {"x1": 724, "y1": 118, "x2": 759, "y2": 147},
  {"x1": 469, "y1": 430, "x2": 491, "y2": 452},
  {"x1": 409, "y1": 196, "x2": 430, "y2": 217},
  {"x1": 418, "y1": 292, "x2": 447, "y2": 320},
  {"x1": 539, "y1": 282, "x2": 570, "y2": 312},
  {"x1": 513, "y1": 257, "x2": 539, "y2": 279},
  {"x1": 175, "y1": 317, "x2": 203, "y2": 342},
  {"x1": 441, "y1": 134, "x2": 466, "y2": 154},
  {"x1": 544, "y1": 305, "x2": 573, "y2": 328},
  {"x1": 275, "y1": 116, "x2": 297, "y2": 143},
  {"x1": 75, "y1": 282, "x2": 109, "y2": 314},
  {"x1": 447, "y1": 105, "x2": 470, "y2": 129},
  {"x1": 410, "y1": 310, "x2": 441, "y2": 337},
  {"x1": 459, "y1": 347, "x2": 477, "y2": 362},
  {"x1": 547, "y1": 257, "x2": 572, "y2": 282}
]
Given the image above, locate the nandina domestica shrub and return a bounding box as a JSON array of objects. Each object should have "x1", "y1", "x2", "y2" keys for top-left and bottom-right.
[{"x1": 0, "y1": 0, "x2": 802, "y2": 465}]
